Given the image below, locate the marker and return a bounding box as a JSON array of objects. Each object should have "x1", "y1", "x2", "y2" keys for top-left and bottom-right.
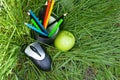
[
  {"x1": 24, "y1": 23, "x2": 48, "y2": 37},
  {"x1": 31, "y1": 19, "x2": 41, "y2": 31},
  {"x1": 28, "y1": 10, "x2": 48, "y2": 34},
  {"x1": 48, "y1": 19, "x2": 63, "y2": 37},
  {"x1": 48, "y1": 13, "x2": 67, "y2": 27},
  {"x1": 43, "y1": 0, "x2": 51, "y2": 28},
  {"x1": 43, "y1": 0, "x2": 55, "y2": 29}
]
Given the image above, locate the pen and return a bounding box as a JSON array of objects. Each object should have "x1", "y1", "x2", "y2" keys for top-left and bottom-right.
[
  {"x1": 24, "y1": 23, "x2": 48, "y2": 37},
  {"x1": 48, "y1": 19, "x2": 63, "y2": 37},
  {"x1": 48, "y1": 13, "x2": 67, "y2": 27},
  {"x1": 43, "y1": 0, "x2": 55, "y2": 29},
  {"x1": 28, "y1": 10, "x2": 48, "y2": 34},
  {"x1": 38, "y1": 2, "x2": 47, "y2": 22}
]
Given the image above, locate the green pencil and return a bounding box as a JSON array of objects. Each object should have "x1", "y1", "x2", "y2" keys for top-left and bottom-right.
[
  {"x1": 48, "y1": 19, "x2": 63, "y2": 37},
  {"x1": 31, "y1": 18, "x2": 41, "y2": 31}
]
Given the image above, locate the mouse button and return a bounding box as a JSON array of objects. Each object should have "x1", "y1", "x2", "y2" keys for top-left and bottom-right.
[
  {"x1": 36, "y1": 46, "x2": 46, "y2": 59},
  {"x1": 32, "y1": 42, "x2": 46, "y2": 59},
  {"x1": 25, "y1": 45, "x2": 43, "y2": 60},
  {"x1": 29, "y1": 45, "x2": 42, "y2": 57},
  {"x1": 30, "y1": 45, "x2": 39, "y2": 54}
]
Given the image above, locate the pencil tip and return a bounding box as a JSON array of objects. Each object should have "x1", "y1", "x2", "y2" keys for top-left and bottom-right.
[
  {"x1": 24, "y1": 23, "x2": 27, "y2": 25},
  {"x1": 64, "y1": 13, "x2": 68, "y2": 16},
  {"x1": 27, "y1": 12, "x2": 30, "y2": 15},
  {"x1": 45, "y1": 1, "x2": 47, "y2": 5}
]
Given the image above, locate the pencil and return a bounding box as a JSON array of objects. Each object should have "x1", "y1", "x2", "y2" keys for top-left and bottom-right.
[
  {"x1": 43, "y1": 0, "x2": 51, "y2": 28},
  {"x1": 48, "y1": 19, "x2": 63, "y2": 37},
  {"x1": 43, "y1": 0, "x2": 55, "y2": 29},
  {"x1": 31, "y1": 19, "x2": 41, "y2": 31},
  {"x1": 48, "y1": 13, "x2": 67, "y2": 27},
  {"x1": 24, "y1": 23, "x2": 48, "y2": 37},
  {"x1": 28, "y1": 10, "x2": 48, "y2": 34}
]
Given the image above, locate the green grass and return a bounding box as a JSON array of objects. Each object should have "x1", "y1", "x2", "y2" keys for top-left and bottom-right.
[{"x1": 0, "y1": 0, "x2": 120, "y2": 80}]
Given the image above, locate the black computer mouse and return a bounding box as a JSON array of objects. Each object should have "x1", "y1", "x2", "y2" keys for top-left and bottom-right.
[{"x1": 24, "y1": 42, "x2": 52, "y2": 71}]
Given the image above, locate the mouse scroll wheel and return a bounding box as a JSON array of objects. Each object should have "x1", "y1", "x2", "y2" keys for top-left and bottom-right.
[{"x1": 30, "y1": 45, "x2": 41, "y2": 56}]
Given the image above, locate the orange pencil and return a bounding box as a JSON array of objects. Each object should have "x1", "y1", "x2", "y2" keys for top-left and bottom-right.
[
  {"x1": 44, "y1": 0, "x2": 55, "y2": 29},
  {"x1": 43, "y1": 0, "x2": 51, "y2": 28}
]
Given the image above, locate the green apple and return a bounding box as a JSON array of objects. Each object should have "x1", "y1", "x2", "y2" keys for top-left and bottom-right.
[{"x1": 54, "y1": 30, "x2": 75, "y2": 51}]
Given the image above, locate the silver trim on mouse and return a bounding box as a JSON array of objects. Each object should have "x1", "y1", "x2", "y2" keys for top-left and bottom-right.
[{"x1": 25, "y1": 42, "x2": 45, "y2": 60}]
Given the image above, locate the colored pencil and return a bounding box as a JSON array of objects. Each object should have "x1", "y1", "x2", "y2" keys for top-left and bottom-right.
[
  {"x1": 31, "y1": 19, "x2": 41, "y2": 31},
  {"x1": 48, "y1": 13, "x2": 67, "y2": 27},
  {"x1": 28, "y1": 10, "x2": 48, "y2": 34},
  {"x1": 43, "y1": 0, "x2": 51, "y2": 28},
  {"x1": 24, "y1": 23, "x2": 48, "y2": 37},
  {"x1": 48, "y1": 19, "x2": 63, "y2": 37},
  {"x1": 43, "y1": 0, "x2": 55, "y2": 29}
]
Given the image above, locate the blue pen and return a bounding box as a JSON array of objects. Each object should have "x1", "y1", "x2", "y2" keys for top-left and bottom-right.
[
  {"x1": 24, "y1": 23, "x2": 48, "y2": 37},
  {"x1": 28, "y1": 10, "x2": 48, "y2": 34}
]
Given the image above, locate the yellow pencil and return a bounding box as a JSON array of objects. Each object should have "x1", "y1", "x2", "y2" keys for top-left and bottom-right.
[{"x1": 44, "y1": 0, "x2": 55, "y2": 29}]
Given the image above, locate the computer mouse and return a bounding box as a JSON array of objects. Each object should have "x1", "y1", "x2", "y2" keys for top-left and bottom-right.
[{"x1": 24, "y1": 42, "x2": 52, "y2": 71}]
